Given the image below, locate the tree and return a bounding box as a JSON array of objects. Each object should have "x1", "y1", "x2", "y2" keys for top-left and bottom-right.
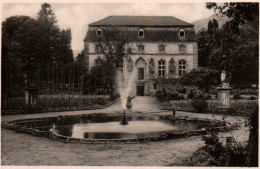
[
  {"x1": 179, "y1": 67, "x2": 220, "y2": 92},
  {"x1": 213, "y1": 19, "x2": 219, "y2": 30},
  {"x1": 203, "y1": 3, "x2": 259, "y2": 86},
  {"x1": 83, "y1": 26, "x2": 132, "y2": 97},
  {"x1": 208, "y1": 20, "x2": 214, "y2": 35}
]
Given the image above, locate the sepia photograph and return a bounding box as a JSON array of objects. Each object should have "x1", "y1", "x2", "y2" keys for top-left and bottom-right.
[{"x1": 1, "y1": 0, "x2": 259, "y2": 167}]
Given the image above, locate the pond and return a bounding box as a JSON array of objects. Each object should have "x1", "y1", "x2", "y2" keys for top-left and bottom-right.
[{"x1": 9, "y1": 113, "x2": 223, "y2": 141}]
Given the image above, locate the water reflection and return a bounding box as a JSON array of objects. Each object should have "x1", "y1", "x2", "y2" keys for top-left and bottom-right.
[{"x1": 15, "y1": 114, "x2": 215, "y2": 140}]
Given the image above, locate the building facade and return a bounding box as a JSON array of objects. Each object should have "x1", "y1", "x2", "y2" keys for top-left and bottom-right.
[{"x1": 84, "y1": 16, "x2": 198, "y2": 96}]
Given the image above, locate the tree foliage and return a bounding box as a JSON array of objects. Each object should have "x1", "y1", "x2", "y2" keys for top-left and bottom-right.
[
  {"x1": 2, "y1": 3, "x2": 74, "y2": 97},
  {"x1": 179, "y1": 67, "x2": 219, "y2": 92},
  {"x1": 82, "y1": 26, "x2": 132, "y2": 96},
  {"x1": 198, "y1": 2, "x2": 258, "y2": 86}
]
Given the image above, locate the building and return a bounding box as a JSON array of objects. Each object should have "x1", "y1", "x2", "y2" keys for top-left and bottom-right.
[{"x1": 84, "y1": 16, "x2": 198, "y2": 96}]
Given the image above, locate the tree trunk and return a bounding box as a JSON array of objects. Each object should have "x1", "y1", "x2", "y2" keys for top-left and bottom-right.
[{"x1": 247, "y1": 106, "x2": 258, "y2": 167}]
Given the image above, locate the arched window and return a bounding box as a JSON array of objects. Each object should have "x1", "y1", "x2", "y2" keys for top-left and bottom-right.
[
  {"x1": 138, "y1": 28, "x2": 144, "y2": 38},
  {"x1": 178, "y1": 60, "x2": 186, "y2": 77},
  {"x1": 96, "y1": 28, "x2": 102, "y2": 37},
  {"x1": 169, "y1": 58, "x2": 175, "y2": 75},
  {"x1": 179, "y1": 28, "x2": 185, "y2": 38},
  {"x1": 158, "y1": 59, "x2": 166, "y2": 77}
]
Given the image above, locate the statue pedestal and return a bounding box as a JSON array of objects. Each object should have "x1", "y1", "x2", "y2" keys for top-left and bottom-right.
[
  {"x1": 217, "y1": 86, "x2": 232, "y2": 109},
  {"x1": 25, "y1": 88, "x2": 39, "y2": 105}
]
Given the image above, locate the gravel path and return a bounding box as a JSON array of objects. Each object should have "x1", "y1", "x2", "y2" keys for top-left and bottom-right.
[{"x1": 1, "y1": 96, "x2": 249, "y2": 166}]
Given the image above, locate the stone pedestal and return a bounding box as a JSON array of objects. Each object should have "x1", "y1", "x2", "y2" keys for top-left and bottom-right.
[
  {"x1": 217, "y1": 86, "x2": 232, "y2": 109},
  {"x1": 25, "y1": 88, "x2": 39, "y2": 105}
]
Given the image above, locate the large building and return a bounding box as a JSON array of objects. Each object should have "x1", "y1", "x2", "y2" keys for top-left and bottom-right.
[{"x1": 84, "y1": 16, "x2": 198, "y2": 96}]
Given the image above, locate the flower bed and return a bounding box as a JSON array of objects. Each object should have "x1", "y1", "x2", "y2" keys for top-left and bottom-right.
[
  {"x1": 2, "y1": 96, "x2": 115, "y2": 115},
  {"x1": 157, "y1": 100, "x2": 258, "y2": 117}
]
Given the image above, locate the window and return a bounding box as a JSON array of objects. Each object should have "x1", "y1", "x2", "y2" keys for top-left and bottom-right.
[
  {"x1": 179, "y1": 44, "x2": 186, "y2": 53},
  {"x1": 95, "y1": 45, "x2": 102, "y2": 53},
  {"x1": 138, "y1": 68, "x2": 144, "y2": 80},
  {"x1": 138, "y1": 29, "x2": 144, "y2": 38},
  {"x1": 179, "y1": 29, "x2": 185, "y2": 38},
  {"x1": 138, "y1": 45, "x2": 145, "y2": 52},
  {"x1": 119, "y1": 59, "x2": 123, "y2": 72},
  {"x1": 159, "y1": 45, "x2": 165, "y2": 53},
  {"x1": 179, "y1": 60, "x2": 186, "y2": 77},
  {"x1": 158, "y1": 59, "x2": 166, "y2": 77},
  {"x1": 96, "y1": 28, "x2": 102, "y2": 37}
]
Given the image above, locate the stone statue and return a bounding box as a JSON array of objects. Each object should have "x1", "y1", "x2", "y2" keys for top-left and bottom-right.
[
  {"x1": 126, "y1": 96, "x2": 135, "y2": 109},
  {"x1": 149, "y1": 59, "x2": 155, "y2": 75},
  {"x1": 127, "y1": 57, "x2": 133, "y2": 72}
]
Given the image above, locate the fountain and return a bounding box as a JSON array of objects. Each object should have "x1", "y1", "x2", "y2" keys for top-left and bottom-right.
[{"x1": 116, "y1": 66, "x2": 136, "y2": 125}]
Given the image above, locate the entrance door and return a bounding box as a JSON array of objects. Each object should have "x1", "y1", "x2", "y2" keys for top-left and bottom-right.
[{"x1": 137, "y1": 85, "x2": 144, "y2": 96}]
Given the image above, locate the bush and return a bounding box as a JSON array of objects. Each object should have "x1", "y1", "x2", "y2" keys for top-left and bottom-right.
[
  {"x1": 169, "y1": 92, "x2": 180, "y2": 100},
  {"x1": 249, "y1": 96, "x2": 257, "y2": 100},
  {"x1": 233, "y1": 93, "x2": 241, "y2": 100},
  {"x1": 177, "y1": 87, "x2": 186, "y2": 94},
  {"x1": 182, "y1": 132, "x2": 248, "y2": 166},
  {"x1": 191, "y1": 96, "x2": 208, "y2": 112},
  {"x1": 188, "y1": 91, "x2": 195, "y2": 99}
]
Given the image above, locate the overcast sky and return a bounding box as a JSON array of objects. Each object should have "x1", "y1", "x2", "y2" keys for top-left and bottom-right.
[{"x1": 2, "y1": 2, "x2": 215, "y2": 52}]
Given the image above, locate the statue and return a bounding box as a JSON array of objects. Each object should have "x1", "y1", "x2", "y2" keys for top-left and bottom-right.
[
  {"x1": 126, "y1": 96, "x2": 135, "y2": 109},
  {"x1": 220, "y1": 70, "x2": 231, "y2": 88},
  {"x1": 127, "y1": 57, "x2": 133, "y2": 72},
  {"x1": 149, "y1": 59, "x2": 155, "y2": 75}
]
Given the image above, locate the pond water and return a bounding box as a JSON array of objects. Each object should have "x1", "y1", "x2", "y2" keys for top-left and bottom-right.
[{"x1": 14, "y1": 114, "x2": 216, "y2": 140}]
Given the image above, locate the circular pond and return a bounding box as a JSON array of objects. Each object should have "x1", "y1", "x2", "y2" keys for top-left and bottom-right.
[{"x1": 3, "y1": 113, "x2": 229, "y2": 143}]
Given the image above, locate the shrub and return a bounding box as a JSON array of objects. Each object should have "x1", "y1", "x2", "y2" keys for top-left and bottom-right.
[
  {"x1": 177, "y1": 87, "x2": 186, "y2": 94},
  {"x1": 233, "y1": 93, "x2": 241, "y2": 100},
  {"x1": 191, "y1": 96, "x2": 208, "y2": 112},
  {"x1": 249, "y1": 96, "x2": 257, "y2": 100},
  {"x1": 178, "y1": 94, "x2": 185, "y2": 100},
  {"x1": 169, "y1": 92, "x2": 180, "y2": 100},
  {"x1": 188, "y1": 91, "x2": 195, "y2": 99}
]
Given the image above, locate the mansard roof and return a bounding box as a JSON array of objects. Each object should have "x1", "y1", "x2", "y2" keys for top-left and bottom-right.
[
  {"x1": 89, "y1": 16, "x2": 193, "y2": 27},
  {"x1": 85, "y1": 16, "x2": 197, "y2": 42}
]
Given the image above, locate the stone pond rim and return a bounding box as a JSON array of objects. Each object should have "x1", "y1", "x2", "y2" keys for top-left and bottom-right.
[{"x1": 2, "y1": 113, "x2": 233, "y2": 144}]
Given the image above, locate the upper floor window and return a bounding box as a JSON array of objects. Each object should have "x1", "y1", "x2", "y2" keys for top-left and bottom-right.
[
  {"x1": 179, "y1": 44, "x2": 186, "y2": 53},
  {"x1": 179, "y1": 60, "x2": 186, "y2": 77},
  {"x1": 137, "y1": 45, "x2": 145, "y2": 52},
  {"x1": 158, "y1": 59, "x2": 166, "y2": 77},
  {"x1": 179, "y1": 28, "x2": 185, "y2": 38},
  {"x1": 95, "y1": 44, "x2": 102, "y2": 53},
  {"x1": 96, "y1": 28, "x2": 102, "y2": 37},
  {"x1": 138, "y1": 28, "x2": 144, "y2": 38},
  {"x1": 159, "y1": 44, "x2": 165, "y2": 53}
]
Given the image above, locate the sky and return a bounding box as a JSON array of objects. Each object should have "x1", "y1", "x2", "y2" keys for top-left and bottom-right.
[{"x1": 2, "y1": 2, "x2": 215, "y2": 52}]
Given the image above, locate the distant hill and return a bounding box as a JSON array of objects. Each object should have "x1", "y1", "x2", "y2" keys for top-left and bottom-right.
[{"x1": 192, "y1": 14, "x2": 230, "y2": 33}]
